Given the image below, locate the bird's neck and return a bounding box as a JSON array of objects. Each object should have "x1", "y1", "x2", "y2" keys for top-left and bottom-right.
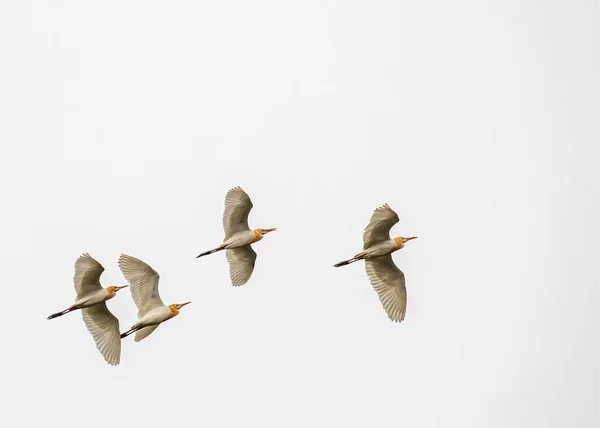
[
  {"x1": 167, "y1": 306, "x2": 180, "y2": 319},
  {"x1": 105, "y1": 289, "x2": 116, "y2": 300},
  {"x1": 393, "y1": 237, "x2": 404, "y2": 250},
  {"x1": 252, "y1": 229, "x2": 264, "y2": 243}
]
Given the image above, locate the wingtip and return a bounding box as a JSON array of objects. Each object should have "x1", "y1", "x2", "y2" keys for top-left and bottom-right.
[
  {"x1": 117, "y1": 253, "x2": 133, "y2": 267},
  {"x1": 230, "y1": 275, "x2": 250, "y2": 287},
  {"x1": 75, "y1": 252, "x2": 91, "y2": 264}
]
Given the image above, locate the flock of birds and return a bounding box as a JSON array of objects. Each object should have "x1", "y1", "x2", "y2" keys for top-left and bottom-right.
[{"x1": 48, "y1": 186, "x2": 418, "y2": 366}]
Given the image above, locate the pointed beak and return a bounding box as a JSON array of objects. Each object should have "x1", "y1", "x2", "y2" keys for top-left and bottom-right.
[
  {"x1": 404, "y1": 236, "x2": 417, "y2": 242},
  {"x1": 262, "y1": 228, "x2": 277, "y2": 234},
  {"x1": 177, "y1": 301, "x2": 192, "y2": 309},
  {"x1": 115, "y1": 285, "x2": 129, "y2": 291}
]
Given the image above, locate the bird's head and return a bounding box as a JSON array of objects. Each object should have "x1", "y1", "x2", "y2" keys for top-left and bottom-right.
[
  {"x1": 393, "y1": 236, "x2": 417, "y2": 249},
  {"x1": 168, "y1": 302, "x2": 191, "y2": 316},
  {"x1": 169, "y1": 302, "x2": 192, "y2": 310},
  {"x1": 106, "y1": 285, "x2": 129, "y2": 294},
  {"x1": 258, "y1": 228, "x2": 277, "y2": 235}
]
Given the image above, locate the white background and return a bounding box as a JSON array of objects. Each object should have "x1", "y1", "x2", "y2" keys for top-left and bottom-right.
[{"x1": 0, "y1": 1, "x2": 598, "y2": 427}]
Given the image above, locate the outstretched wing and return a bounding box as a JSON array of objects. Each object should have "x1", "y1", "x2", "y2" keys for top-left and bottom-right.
[
  {"x1": 223, "y1": 186, "x2": 253, "y2": 239},
  {"x1": 73, "y1": 253, "x2": 104, "y2": 298},
  {"x1": 226, "y1": 245, "x2": 257, "y2": 286},
  {"x1": 365, "y1": 254, "x2": 407, "y2": 322},
  {"x1": 362, "y1": 204, "x2": 399, "y2": 249},
  {"x1": 81, "y1": 303, "x2": 121, "y2": 366},
  {"x1": 118, "y1": 254, "x2": 164, "y2": 317},
  {"x1": 134, "y1": 325, "x2": 160, "y2": 342}
]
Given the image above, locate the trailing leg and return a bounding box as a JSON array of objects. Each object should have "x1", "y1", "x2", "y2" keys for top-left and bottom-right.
[{"x1": 196, "y1": 245, "x2": 226, "y2": 258}]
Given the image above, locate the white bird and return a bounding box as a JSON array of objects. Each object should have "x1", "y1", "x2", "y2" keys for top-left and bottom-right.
[
  {"x1": 118, "y1": 254, "x2": 191, "y2": 341},
  {"x1": 334, "y1": 204, "x2": 417, "y2": 322},
  {"x1": 196, "y1": 186, "x2": 276, "y2": 286},
  {"x1": 47, "y1": 253, "x2": 128, "y2": 366}
]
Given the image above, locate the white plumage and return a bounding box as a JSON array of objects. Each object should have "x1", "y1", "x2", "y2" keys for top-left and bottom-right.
[
  {"x1": 118, "y1": 254, "x2": 191, "y2": 342},
  {"x1": 365, "y1": 255, "x2": 407, "y2": 322},
  {"x1": 226, "y1": 246, "x2": 257, "y2": 286},
  {"x1": 223, "y1": 186, "x2": 253, "y2": 239},
  {"x1": 81, "y1": 304, "x2": 121, "y2": 366},
  {"x1": 334, "y1": 204, "x2": 417, "y2": 322},
  {"x1": 197, "y1": 186, "x2": 276, "y2": 287},
  {"x1": 73, "y1": 253, "x2": 105, "y2": 297},
  {"x1": 119, "y1": 254, "x2": 164, "y2": 318},
  {"x1": 48, "y1": 253, "x2": 126, "y2": 366},
  {"x1": 362, "y1": 204, "x2": 400, "y2": 249}
]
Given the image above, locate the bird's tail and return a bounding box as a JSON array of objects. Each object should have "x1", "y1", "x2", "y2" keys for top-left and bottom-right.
[
  {"x1": 196, "y1": 245, "x2": 225, "y2": 258},
  {"x1": 47, "y1": 306, "x2": 76, "y2": 320}
]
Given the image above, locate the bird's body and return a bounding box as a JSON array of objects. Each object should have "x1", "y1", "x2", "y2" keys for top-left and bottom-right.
[
  {"x1": 354, "y1": 238, "x2": 403, "y2": 260},
  {"x1": 196, "y1": 186, "x2": 276, "y2": 286},
  {"x1": 47, "y1": 253, "x2": 127, "y2": 366},
  {"x1": 118, "y1": 254, "x2": 191, "y2": 341},
  {"x1": 130, "y1": 305, "x2": 180, "y2": 330},
  {"x1": 223, "y1": 229, "x2": 263, "y2": 249},
  {"x1": 72, "y1": 287, "x2": 119, "y2": 309},
  {"x1": 334, "y1": 204, "x2": 417, "y2": 322}
]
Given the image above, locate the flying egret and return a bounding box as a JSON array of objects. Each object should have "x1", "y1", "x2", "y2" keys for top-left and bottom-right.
[
  {"x1": 334, "y1": 204, "x2": 417, "y2": 322},
  {"x1": 47, "y1": 253, "x2": 127, "y2": 366},
  {"x1": 118, "y1": 254, "x2": 191, "y2": 341},
  {"x1": 196, "y1": 186, "x2": 276, "y2": 286}
]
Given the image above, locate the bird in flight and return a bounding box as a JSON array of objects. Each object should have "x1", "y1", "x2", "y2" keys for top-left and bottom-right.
[
  {"x1": 118, "y1": 254, "x2": 191, "y2": 341},
  {"x1": 47, "y1": 253, "x2": 128, "y2": 365},
  {"x1": 196, "y1": 186, "x2": 276, "y2": 286},
  {"x1": 334, "y1": 204, "x2": 417, "y2": 322}
]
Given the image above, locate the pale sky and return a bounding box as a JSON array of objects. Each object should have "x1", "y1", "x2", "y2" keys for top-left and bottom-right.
[{"x1": 1, "y1": 1, "x2": 598, "y2": 427}]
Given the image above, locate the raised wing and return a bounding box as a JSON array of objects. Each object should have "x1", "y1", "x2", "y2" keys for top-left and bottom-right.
[
  {"x1": 365, "y1": 254, "x2": 407, "y2": 322},
  {"x1": 73, "y1": 253, "x2": 104, "y2": 298},
  {"x1": 362, "y1": 204, "x2": 399, "y2": 249},
  {"x1": 118, "y1": 254, "x2": 164, "y2": 317},
  {"x1": 81, "y1": 303, "x2": 121, "y2": 366},
  {"x1": 134, "y1": 325, "x2": 160, "y2": 342},
  {"x1": 226, "y1": 245, "x2": 257, "y2": 286},
  {"x1": 223, "y1": 186, "x2": 253, "y2": 239}
]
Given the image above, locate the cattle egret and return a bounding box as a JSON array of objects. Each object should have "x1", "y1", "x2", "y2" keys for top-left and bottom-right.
[
  {"x1": 334, "y1": 204, "x2": 417, "y2": 322},
  {"x1": 118, "y1": 254, "x2": 191, "y2": 341},
  {"x1": 47, "y1": 253, "x2": 127, "y2": 366},
  {"x1": 196, "y1": 186, "x2": 276, "y2": 286}
]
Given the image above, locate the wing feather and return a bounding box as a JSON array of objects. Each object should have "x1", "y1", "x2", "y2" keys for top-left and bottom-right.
[
  {"x1": 73, "y1": 253, "x2": 104, "y2": 298},
  {"x1": 81, "y1": 303, "x2": 121, "y2": 366},
  {"x1": 362, "y1": 204, "x2": 399, "y2": 249},
  {"x1": 134, "y1": 325, "x2": 160, "y2": 342},
  {"x1": 226, "y1": 245, "x2": 257, "y2": 286},
  {"x1": 118, "y1": 254, "x2": 164, "y2": 317},
  {"x1": 223, "y1": 187, "x2": 253, "y2": 239},
  {"x1": 365, "y1": 254, "x2": 407, "y2": 322}
]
